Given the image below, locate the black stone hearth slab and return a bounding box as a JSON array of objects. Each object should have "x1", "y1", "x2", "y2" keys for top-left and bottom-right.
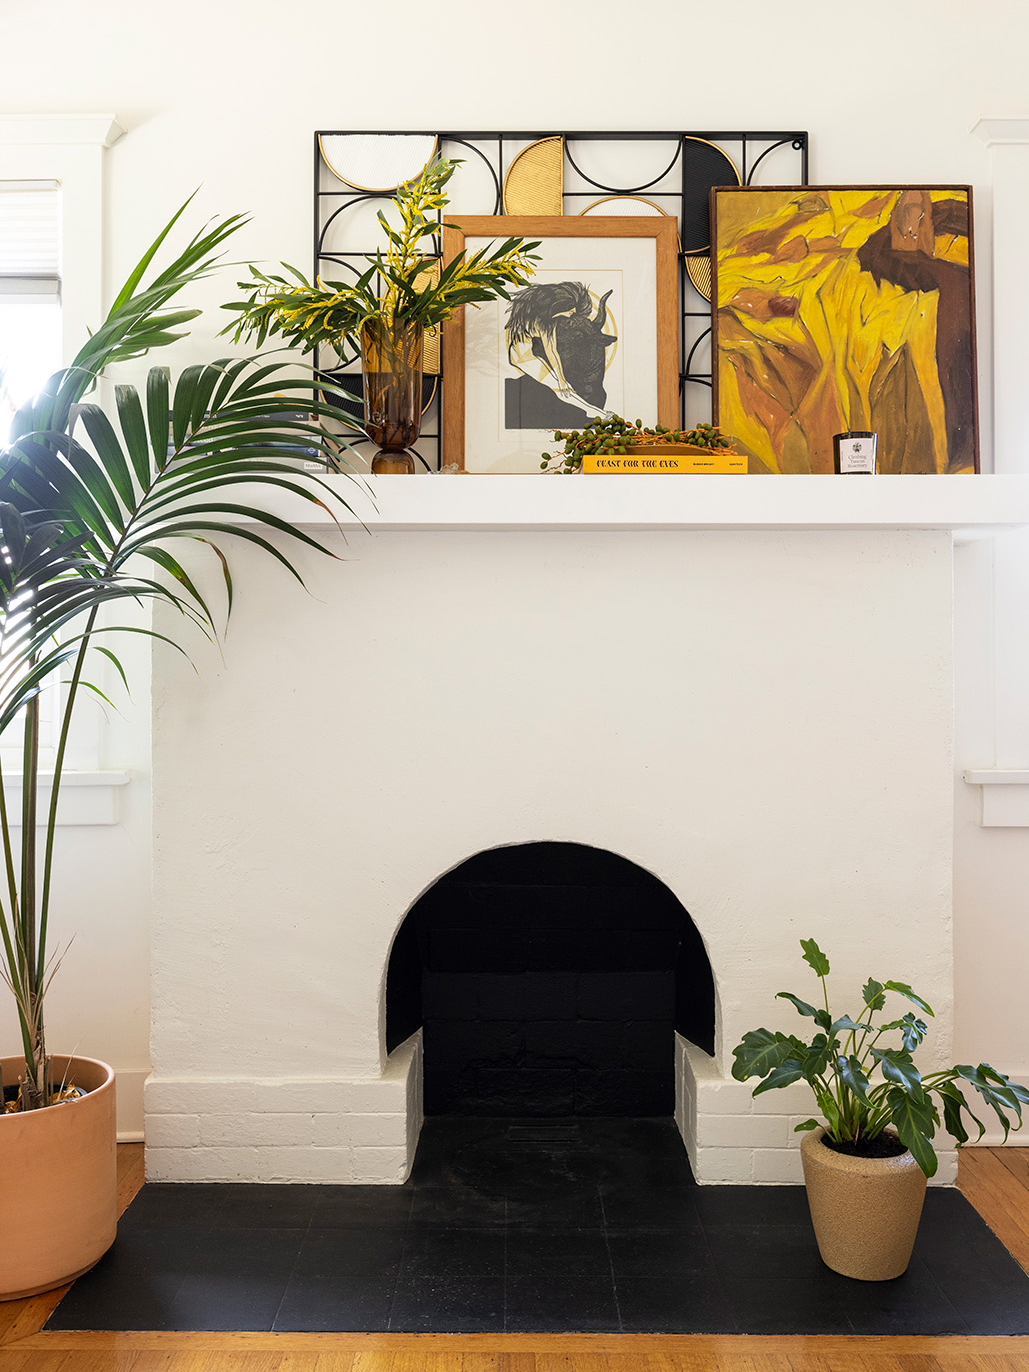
[{"x1": 45, "y1": 1118, "x2": 1029, "y2": 1335}]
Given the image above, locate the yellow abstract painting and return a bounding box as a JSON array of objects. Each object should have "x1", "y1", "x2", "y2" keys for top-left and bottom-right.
[{"x1": 712, "y1": 187, "x2": 976, "y2": 474}]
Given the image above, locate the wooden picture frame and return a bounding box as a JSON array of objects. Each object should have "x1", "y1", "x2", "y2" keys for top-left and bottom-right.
[
  {"x1": 710, "y1": 185, "x2": 978, "y2": 474},
  {"x1": 441, "y1": 216, "x2": 679, "y2": 473}
]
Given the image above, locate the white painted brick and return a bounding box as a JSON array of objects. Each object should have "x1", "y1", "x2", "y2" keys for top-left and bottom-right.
[
  {"x1": 752, "y1": 1147, "x2": 805, "y2": 1183},
  {"x1": 751, "y1": 1083, "x2": 816, "y2": 1114},
  {"x1": 340, "y1": 1080, "x2": 408, "y2": 1112},
  {"x1": 145, "y1": 1113, "x2": 200, "y2": 1149},
  {"x1": 342, "y1": 1114, "x2": 407, "y2": 1147},
  {"x1": 353, "y1": 1146, "x2": 410, "y2": 1183},
  {"x1": 255, "y1": 1146, "x2": 353, "y2": 1182},
  {"x1": 697, "y1": 1081, "x2": 755, "y2": 1113},
  {"x1": 260, "y1": 1082, "x2": 350, "y2": 1113},
  {"x1": 145, "y1": 1079, "x2": 258, "y2": 1114},
  {"x1": 694, "y1": 1147, "x2": 754, "y2": 1183},
  {"x1": 931, "y1": 1150, "x2": 958, "y2": 1186},
  {"x1": 147, "y1": 1146, "x2": 259, "y2": 1181},
  {"x1": 789, "y1": 1113, "x2": 821, "y2": 1132},
  {"x1": 697, "y1": 1113, "x2": 789, "y2": 1150}
]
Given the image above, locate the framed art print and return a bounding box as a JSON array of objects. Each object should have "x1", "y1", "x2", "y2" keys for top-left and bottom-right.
[
  {"x1": 711, "y1": 186, "x2": 978, "y2": 474},
  {"x1": 441, "y1": 216, "x2": 679, "y2": 473}
]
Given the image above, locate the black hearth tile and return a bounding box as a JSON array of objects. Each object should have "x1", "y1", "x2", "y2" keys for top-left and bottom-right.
[
  {"x1": 615, "y1": 1274, "x2": 737, "y2": 1334},
  {"x1": 841, "y1": 1257, "x2": 970, "y2": 1336},
  {"x1": 506, "y1": 1186, "x2": 605, "y2": 1230},
  {"x1": 291, "y1": 1225, "x2": 407, "y2": 1279},
  {"x1": 167, "y1": 1227, "x2": 306, "y2": 1331},
  {"x1": 521, "y1": 930, "x2": 630, "y2": 972},
  {"x1": 211, "y1": 1183, "x2": 321, "y2": 1229},
  {"x1": 44, "y1": 1227, "x2": 204, "y2": 1331},
  {"x1": 410, "y1": 1184, "x2": 508, "y2": 1226},
  {"x1": 606, "y1": 1225, "x2": 710, "y2": 1277},
  {"x1": 614, "y1": 931, "x2": 682, "y2": 971},
  {"x1": 505, "y1": 1275, "x2": 620, "y2": 1332},
  {"x1": 422, "y1": 972, "x2": 480, "y2": 1019},
  {"x1": 274, "y1": 1273, "x2": 394, "y2": 1332},
  {"x1": 912, "y1": 1214, "x2": 1029, "y2": 1334},
  {"x1": 573, "y1": 1069, "x2": 673, "y2": 1117},
  {"x1": 506, "y1": 1226, "x2": 610, "y2": 1276},
  {"x1": 577, "y1": 972, "x2": 674, "y2": 1021},
  {"x1": 118, "y1": 1182, "x2": 227, "y2": 1230},
  {"x1": 703, "y1": 1223, "x2": 823, "y2": 1281},
  {"x1": 390, "y1": 1275, "x2": 505, "y2": 1331},
  {"x1": 424, "y1": 1067, "x2": 479, "y2": 1115},
  {"x1": 475, "y1": 1068, "x2": 576, "y2": 1115},
  {"x1": 478, "y1": 973, "x2": 578, "y2": 1021},
  {"x1": 599, "y1": 1184, "x2": 701, "y2": 1229},
  {"x1": 400, "y1": 1225, "x2": 506, "y2": 1278},
  {"x1": 427, "y1": 1019, "x2": 525, "y2": 1065},
  {"x1": 429, "y1": 928, "x2": 533, "y2": 974},
  {"x1": 720, "y1": 1275, "x2": 854, "y2": 1335},
  {"x1": 691, "y1": 1185, "x2": 812, "y2": 1228},
  {"x1": 312, "y1": 1184, "x2": 414, "y2": 1228}
]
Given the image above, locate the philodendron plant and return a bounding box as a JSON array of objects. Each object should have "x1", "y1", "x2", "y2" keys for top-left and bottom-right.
[{"x1": 731, "y1": 939, "x2": 1029, "y2": 1177}]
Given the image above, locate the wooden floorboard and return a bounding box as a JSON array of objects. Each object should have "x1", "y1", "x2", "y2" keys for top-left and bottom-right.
[
  {"x1": 4, "y1": 1334, "x2": 1029, "y2": 1371},
  {"x1": 4, "y1": 1146, "x2": 1029, "y2": 1368}
]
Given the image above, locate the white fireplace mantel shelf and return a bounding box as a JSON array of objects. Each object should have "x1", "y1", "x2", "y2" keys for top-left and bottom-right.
[{"x1": 283, "y1": 472, "x2": 1029, "y2": 541}]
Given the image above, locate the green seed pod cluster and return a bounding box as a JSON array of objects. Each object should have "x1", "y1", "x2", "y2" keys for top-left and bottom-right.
[{"x1": 539, "y1": 415, "x2": 735, "y2": 471}]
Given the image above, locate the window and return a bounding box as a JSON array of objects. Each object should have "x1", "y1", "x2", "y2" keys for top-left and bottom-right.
[{"x1": 0, "y1": 181, "x2": 61, "y2": 445}]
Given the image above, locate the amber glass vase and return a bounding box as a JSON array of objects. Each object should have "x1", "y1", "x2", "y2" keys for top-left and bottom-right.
[{"x1": 360, "y1": 317, "x2": 424, "y2": 474}]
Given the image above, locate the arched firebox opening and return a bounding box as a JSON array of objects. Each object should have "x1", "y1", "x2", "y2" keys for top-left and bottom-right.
[{"x1": 386, "y1": 842, "x2": 714, "y2": 1116}]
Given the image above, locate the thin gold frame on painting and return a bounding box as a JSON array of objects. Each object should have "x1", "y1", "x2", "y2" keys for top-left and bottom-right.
[
  {"x1": 441, "y1": 215, "x2": 679, "y2": 473},
  {"x1": 710, "y1": 184, "x2": 978, "y2": 475}
]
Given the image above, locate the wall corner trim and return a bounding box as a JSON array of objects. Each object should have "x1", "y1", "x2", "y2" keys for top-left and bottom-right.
[
  {"x1": 0, "y1": 114, "x2": 125, "y2": 148},
  {"x1": 962, "y1": 768, "x2": 1029, "y2": 825},
  {"x1": 971, "y1": 118, "x2": 1029, "y2": 147}
]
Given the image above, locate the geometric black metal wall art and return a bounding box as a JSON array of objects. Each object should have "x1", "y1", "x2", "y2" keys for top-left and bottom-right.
[{"x1": 315, "y1": 130, "x2": 809, "y2": 470}]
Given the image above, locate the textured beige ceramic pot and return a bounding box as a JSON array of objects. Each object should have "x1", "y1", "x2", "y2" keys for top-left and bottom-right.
[
  {"x1": 800, "y1": 1126, "x2": 928, "y2": 1281},
  {"x1": 0, "y1": 1055, "x2": 117, "y2": 1300}
]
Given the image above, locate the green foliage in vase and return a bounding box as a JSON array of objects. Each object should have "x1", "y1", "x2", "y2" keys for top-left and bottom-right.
[
  {"x1": 221, "y1": 159, "x2": 540, "y2": 364},
  {"x1": 731, "y1": 938, "x2": 1029, "y2": 1177},
  {"x1": 0, "y1": 195, "x2": 362, "y2": 1111}
]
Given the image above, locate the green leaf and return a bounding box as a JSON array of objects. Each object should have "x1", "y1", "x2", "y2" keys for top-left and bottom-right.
[
  {"x1": 880, "y1": 1012, "x2": 929, "y2": 1052},
  {"x1": 800, "y1": 938, "x2": 830, "y2": 977},
  {"x1": 731, "y1": 1028, "x2": 808, "y2": 1082},
  {"x1": 862, "y1": 978, "x2": 886, "y2": 1010},
  {"x1": 794, "y1": 1119, "x2": 819, "y2": 1132},
  {"x1": 776, "y1": 992, "x2": 822, "y2": 1021},
  {"x1": 887, "y1": 1086, "x2": 938, "y2": 1177},
  {"x1": 752, "y1": 1060, "x2": 805, "y2": 1095},
  {"x1": 837, "y1": 1054, "x2": 872, "y2": 1104},
  {"x1": 871, "y1": 1046, "x2": 925, "y2": 1096},
  {"x1": 882, "y1": 980, "x2": 934, "y2": 1016},
  {"x1": 830, "y1": 1015, "x2": 867, "y2": 1037}
]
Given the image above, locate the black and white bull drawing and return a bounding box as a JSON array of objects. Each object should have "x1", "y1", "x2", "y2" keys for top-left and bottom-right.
[{"x1": 503, "y1": 281, "x2": 616, "y2": 430}]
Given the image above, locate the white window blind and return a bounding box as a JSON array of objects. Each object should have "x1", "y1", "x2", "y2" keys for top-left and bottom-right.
[{"x1": 0, "y1": 180, "x2": 60, "y2": 299}]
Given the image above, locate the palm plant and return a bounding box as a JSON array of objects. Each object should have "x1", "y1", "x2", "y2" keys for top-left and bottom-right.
[{"x1": 0, "y1": 196, "x2": 362, "y2": 1111}]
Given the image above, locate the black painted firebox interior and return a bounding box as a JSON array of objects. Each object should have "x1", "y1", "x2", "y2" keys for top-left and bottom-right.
[{"x1": 385, "y1": 842, "x2": 715, "y2": 1116}]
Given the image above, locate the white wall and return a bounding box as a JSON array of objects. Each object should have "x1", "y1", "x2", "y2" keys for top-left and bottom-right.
[{"x1": 2, "y1": 0, "x2": 1028, "y2": 1138}]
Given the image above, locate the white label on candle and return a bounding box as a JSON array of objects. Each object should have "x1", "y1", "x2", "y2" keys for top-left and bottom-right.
[{"x1": 839, "y1": 438, "x2": 875, "y2": 473}]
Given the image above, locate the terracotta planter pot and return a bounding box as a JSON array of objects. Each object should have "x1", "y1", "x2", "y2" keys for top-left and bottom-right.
[
  {"x1": 0, "y1": 1054, "x2": 117, "y2": 1300},
  {"x1": 800, "y1": 1126, "x2": 927, "y2": 1281}
]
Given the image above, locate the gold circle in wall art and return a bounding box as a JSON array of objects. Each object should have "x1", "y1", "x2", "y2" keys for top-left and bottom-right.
[
  {"x1": 318, "y1": 134, "x2": 439, "y2": 192},
  {"x1": 579, "y1": 195, "x2": 672, "y2": 218},
  {"x1": 502, "y1": 137, "x2": 564, "y2": 216},
  {"x1": 685, "y1": 253, "x2": 713, "y2": 302}
]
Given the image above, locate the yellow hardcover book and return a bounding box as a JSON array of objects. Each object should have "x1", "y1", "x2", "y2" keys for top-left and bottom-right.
[{"x1": 581, "y1": 449, "x2": 746, "y2": 474}]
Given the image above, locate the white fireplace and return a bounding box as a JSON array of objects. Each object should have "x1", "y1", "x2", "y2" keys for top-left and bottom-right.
[{"x1": 143, "y1": 476, "x2": 1029, "y2": 1186}]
